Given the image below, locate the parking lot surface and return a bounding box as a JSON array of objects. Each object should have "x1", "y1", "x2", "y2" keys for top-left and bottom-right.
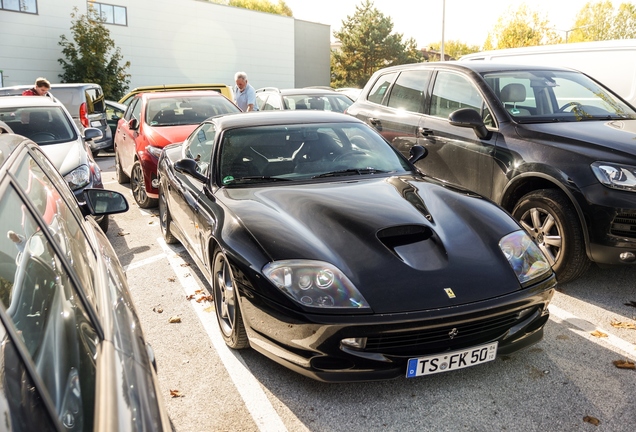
[{"x1": 96, "y1": 153, "x2": 636, "y2": 432}]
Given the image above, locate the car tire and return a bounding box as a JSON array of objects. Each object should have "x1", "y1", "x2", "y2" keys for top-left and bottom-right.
[
  {"x1": 212, "y1": 250, "x2": 249, "y2": 349},
  {"x1": 97, "y1": 215, "x2": 109, "y2": 233},
  {"x1": 115, "y1": 150, "x2": 130, "y2": 184},
  {"x1": 159, "y1": 184, "x2": 178, "y2": 244},
  {"x1": 512, "y1": 189, "x2": 590, "y2": 284},
  {"x1": 131, "y1": 161, "x2": 158, "y2": 208}
]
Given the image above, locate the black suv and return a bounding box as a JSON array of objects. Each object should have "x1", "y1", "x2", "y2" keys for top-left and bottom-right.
[{"x1": 347, "y1": 61, "x2": 636, "y2": 283}]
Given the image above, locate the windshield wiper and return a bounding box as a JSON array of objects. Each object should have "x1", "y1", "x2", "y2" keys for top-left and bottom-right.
[
  {"x1": 231, "y1": 176, "x2": 292, "y2": 183},
  {"x1": 313, "y1": 168, "x2": 388, "y2": 178}
]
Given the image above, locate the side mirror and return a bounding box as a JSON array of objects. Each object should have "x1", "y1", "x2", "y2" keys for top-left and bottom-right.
[
  {"x1": 408, "y1": 145, "x2": 428, "y2": 164},
  {"x1": 174, "y1": 158, "x2": 207, "y2": 182},
  {"x1": 84, "y1": 127, "x2": 103, "y2": 142},
  {"x1": 82, "y1": 189, "x2": 129, "y2": 216},
  {"x1": 128, "y1": 118, "x2": 139, "y2": 130},
  {"x1": 448, "y1": 108, "x2": 490, "y2": 140}
]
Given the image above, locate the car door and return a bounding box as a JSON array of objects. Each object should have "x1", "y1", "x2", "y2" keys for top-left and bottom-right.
[
  {"x1": 117, "y1": 97, "x2": 142, "y2": 176},
  {"x1": 417, "y1": 69, "x2": 499, "y2": 199}
]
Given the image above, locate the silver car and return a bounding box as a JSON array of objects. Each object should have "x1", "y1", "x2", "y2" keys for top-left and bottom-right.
[{"x1": 0, "y1": 96, "x2": 109, "y2": 231}]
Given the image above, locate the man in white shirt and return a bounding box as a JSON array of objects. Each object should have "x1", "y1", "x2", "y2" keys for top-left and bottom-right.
[{"x1": 233, "y1": 71, "x2": 258, "y2": 112}]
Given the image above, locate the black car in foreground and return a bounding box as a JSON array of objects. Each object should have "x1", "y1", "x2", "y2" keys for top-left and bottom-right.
[
  {"x1": 0, "y1": 133, "x2": 171, "y2": 430},
  {"x1": 157, "y1": 110, "x2": 556, "y2": 382},
  {"x1": 346, "y1": 62, "x2": 636, "y2": 284}
]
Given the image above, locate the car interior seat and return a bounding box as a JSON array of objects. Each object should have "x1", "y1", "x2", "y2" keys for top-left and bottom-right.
[
  {"x1": 293, "y1": 132, "x2": 342, "y2": 173},
  {"x1": 294, "y1": 101, "x2": 308, "y2": 110},
  {"x1": 308, "y1": 97, "x2": 325, "y2": 110},
  {"x1": 500, "y1": 83, "x2": 531, "y2": 116}
]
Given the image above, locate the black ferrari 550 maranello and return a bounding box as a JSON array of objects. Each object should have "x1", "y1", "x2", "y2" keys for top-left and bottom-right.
[{"x1": 157, "y1": 110, "x2": 556, "y2": 382}]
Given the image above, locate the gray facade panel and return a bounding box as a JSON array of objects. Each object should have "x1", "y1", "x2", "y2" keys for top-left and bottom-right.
[{"x1": 294, "y1": 20, "x2": 331, "y2": 88}]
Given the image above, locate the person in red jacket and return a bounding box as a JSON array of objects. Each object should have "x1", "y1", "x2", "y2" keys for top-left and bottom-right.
[{"x1": 22, "y1": 77, "x2": 51, "y2": 96}]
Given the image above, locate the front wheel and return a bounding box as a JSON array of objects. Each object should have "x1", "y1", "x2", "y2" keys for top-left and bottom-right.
[
  {"x1": 131, "y1": 161, "x2": 158, "y2": 208},
  {"x1": 512, "y1": 189, "x2": 590, "y2": 284},
  {"x1": 212, "y1": 250, "x2": 248, "y2": 349}
]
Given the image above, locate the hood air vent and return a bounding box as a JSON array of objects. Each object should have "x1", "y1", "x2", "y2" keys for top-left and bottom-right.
[{"x1": 377, "y1": 225, "x2": 447, "y2": 271}]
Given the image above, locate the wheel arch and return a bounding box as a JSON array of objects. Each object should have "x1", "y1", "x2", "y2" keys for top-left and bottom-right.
[{"x1": 500, "y1": 172, "x2": 591, "y2": 256}]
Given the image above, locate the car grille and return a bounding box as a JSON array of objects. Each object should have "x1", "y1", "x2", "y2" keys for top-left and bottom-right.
[
  {"x1": 610, "y1": 213, "x2": 636, "y2": 238},
  {"x1": 364, "y1": 310, "x2": 525, "y2": 355}
]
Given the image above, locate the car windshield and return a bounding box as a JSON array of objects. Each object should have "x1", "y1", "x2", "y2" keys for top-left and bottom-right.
[
  {"x1": 482, "y1": 70, "x2": 636, "y2": 122},
  {"x1": 146, "y1": 95, "x2": 239, "y2": 126},
  {"x1": 0, "y1": 106, "x2": 77, "y2": 144},
  {"x1": 218, "y1": 122, "x2": 411, "y2": 185},
  {"x1": 282, "y1": 94, "x2": 353, "y2": 112}
]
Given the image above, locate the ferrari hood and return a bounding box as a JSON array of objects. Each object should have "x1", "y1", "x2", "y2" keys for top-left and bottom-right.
[
  {"x1": 220, "y1": 176, "x2": 526, "y2": 314},
  {"x1": 145, "y1": 125, "x2": 197, "y2": 148},
  {"x1": 39, "y1": 139, "x2": 85, "y2": 176}
]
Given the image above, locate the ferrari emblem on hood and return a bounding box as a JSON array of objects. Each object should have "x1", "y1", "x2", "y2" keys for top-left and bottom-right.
[{"x1": 444, "y1": 288, "x2": 456, "y2": 299}]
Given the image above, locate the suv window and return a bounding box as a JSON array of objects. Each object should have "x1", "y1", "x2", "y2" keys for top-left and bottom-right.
[
  {"x1": 367, "y1": 72, "x2": 398, "y2": 105},
  {"x1": 387, "y1": 70, "x2": 431, "y2": 113},
  {"x1": 430, "y1": 71, "x2": 486, "y2": 119}
]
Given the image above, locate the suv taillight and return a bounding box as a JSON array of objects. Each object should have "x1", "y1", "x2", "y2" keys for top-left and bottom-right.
[{"x1": 80, "y1": 102, "x2": 89, "y2": 127}]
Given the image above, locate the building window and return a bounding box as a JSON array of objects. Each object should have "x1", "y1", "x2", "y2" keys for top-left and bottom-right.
[
  {"x1": 89, "y1": 2, "x2": 127, "y2": 26},
  {"x1": 1, "y1": 0, "x2": 38, "y2": 14}
]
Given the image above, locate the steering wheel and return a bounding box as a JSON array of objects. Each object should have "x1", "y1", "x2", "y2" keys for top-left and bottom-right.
[
  {"x1": 333, "y1": 150, "x2": 368, "y2": 163},
  {"x1": 29, "y1": 132, "x2": 56, "y2": 142},
  {"x1": 556, "y1": 101, "x2": 583, "y2": 113}
]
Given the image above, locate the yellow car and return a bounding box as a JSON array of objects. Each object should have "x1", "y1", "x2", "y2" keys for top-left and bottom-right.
[{"x1": 119, "y1": 83, "x2": 233, "y2": 105}]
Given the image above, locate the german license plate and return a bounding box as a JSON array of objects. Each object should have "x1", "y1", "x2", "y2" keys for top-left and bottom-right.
[
  {"x1": 406, "y1": 342, "x2": 498, "y2": 378},
  {"x1": 91, "y1": 120, "x2": 102, "y2": 127}
]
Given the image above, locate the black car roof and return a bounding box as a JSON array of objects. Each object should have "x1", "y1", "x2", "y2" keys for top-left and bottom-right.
[{"x1": 208, "y1": 110, "x2": 364, "y2": 129}]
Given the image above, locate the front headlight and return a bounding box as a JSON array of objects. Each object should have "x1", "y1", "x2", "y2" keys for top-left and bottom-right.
[
  {"x1": 263, "y1": 260, "x2": 371, "y2": 311},
  {"x1": 499, "y1": 231, "x2": 552, "y2": 285},
  {"x1": 147, "y1": 145, "x2": 164, "y2": 159},
  {"x1": 591, "y1": 161, "x2": 636, "y2": 192},
  {"x1": 64, "y1": 165, "x2": 90, "y2": 190}
]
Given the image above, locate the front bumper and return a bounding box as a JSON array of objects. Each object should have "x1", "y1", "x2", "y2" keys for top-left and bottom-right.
[
  {"x1": 579, "y1": 183, "x2": 636, "y2": 265},
  {"x1": 239, "y1": 274, "x2": 556, "y2": 382}
]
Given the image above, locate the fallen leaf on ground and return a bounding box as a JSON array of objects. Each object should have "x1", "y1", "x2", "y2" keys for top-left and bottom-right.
[
  {"x1": 204, "y1": 306, "x2": 214, "y2": 313},
  {"x1": 169, "y1": 389, "x2": 183, "y2": 398},
  {"x1": 168, "y1": 316, "x2": 181, "y2": 323},
  {"x1": 184, "y1": 272, "x2": 191, "y2": 278},
  {"x1": 186, "y1": 294, "x2": 195, "y2": 300},
  {"x1": 167, "y1": 276, "x2": 176, "y2": 282},
  {"x1": 195, "y1": 289, "x2": 204, "y2": 294},
  {"x1": 610, "y1": 319, "x2": 636, "y2": 329},
  {"x1": 180, "y1": 263, "x2": 191, "y2": 267},
  {"x1": 152, "y1": 307, "x2": 164, "y2": 313},
  {"x1": 148, "y1": 221, "x2": 154, "y2": 225},
  {"x1": 583, "y1": 416, "x2": 600, "y2": 426},
  {"x1": 117, "y1": 231, "x2": 129, "y2": 236},
  {"x1": 196, "y1": 295, "x2": 214, "y2": 303},
  {"x1": 613, "y1": 359, "x2": 635, "y2": 369},
  {"x1": 590, "y1": 330, "x2": 608, "y2": 338}
]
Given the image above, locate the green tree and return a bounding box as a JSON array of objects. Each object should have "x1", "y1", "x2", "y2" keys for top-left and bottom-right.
[
  {"x1": 569, "y1": 1, "x2": 636, "y2": 42},
  {"x1": 331, "y1": 0, "x2": 423, "y2": 88},
  {"x1": 210, "y1": 0, "x2": 292, "y2": 16},
  {"x1": 58, "y1": 6, "x2": 130, "y2": 100},
  {"x1": 484, "y1": 4, "x2": 560, "y2": 49},
  {"x1": 428, "y1": 40, "x2": 481, "y2": 60}
]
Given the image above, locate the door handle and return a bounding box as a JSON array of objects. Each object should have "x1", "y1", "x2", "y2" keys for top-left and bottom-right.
[{"x1": 418, "y1": 127, "x2": 434, "y2": 137}]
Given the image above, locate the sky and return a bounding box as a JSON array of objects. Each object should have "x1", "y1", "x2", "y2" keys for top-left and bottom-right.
[{"x1": 284, "y1": 0, "x2": 635, "y2": 48}]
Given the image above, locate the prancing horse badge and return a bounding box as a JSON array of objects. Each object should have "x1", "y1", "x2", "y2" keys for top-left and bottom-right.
[{"x1": 444, "y1": 288, "x2": 456, "y2": 298}]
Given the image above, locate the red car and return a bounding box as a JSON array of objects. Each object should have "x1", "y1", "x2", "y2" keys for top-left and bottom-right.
[{"x1": 114, "y1": 90, "x2": 240, "y2": 207}]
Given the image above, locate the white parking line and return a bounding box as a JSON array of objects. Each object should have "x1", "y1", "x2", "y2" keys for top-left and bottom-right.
[
  {"x1": 123, "y1": 253, "x2": 167, "y2": 272},
  {"x1": 549, "y1": 304, "x2": 636, "y2": 360},
  {"x1": 157, "y1": 237, "x2": 288, "y2": 432}
]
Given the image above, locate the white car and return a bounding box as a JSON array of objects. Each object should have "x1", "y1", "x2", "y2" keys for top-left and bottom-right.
[{"x1": 0, "y1": 96, "x2": 109, "y2": 231}]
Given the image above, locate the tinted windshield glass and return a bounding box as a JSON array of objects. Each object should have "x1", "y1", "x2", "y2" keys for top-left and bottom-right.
[
  {"x1": 218, "y1": 122, "x2": 411, "y2": 185},
  {"x1": 0, "y1": 106, "x2": 77, "y2": 144},
  {"x1": 483, "y1": 70, "x2": 636, "y2": 122},
  {"x1": 146, "y1": 95, "x2": 239, "y2": 126}
]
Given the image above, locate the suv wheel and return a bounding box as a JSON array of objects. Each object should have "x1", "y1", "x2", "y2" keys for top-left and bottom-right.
[
  {"x1": 131, "y1": 161, "x2": 158, "y2": 208},
  {"x1": 512, "y1": 189, "x2": 590, "y2": 284}
]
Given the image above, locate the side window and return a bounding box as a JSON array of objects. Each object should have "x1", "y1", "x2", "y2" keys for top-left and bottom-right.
[
  {"x1": 430, "y1": 71, "x2": 485, "y2": 119},
  {"x1": 0, "y1": 318, "x2": 57, "y2": 430},
  {"x1": 0, "y1": 178, "x2": 98, "y2": 431},
  {"x1": 387, "y1": 70, "x2": 431, "y2": 113},
  {"x1": 131, "y1": 98, "x2": 143, "y2": 122},
  {"x1": 185, "y1": 123, "x2": 217, "y2": 176},
  {"x1": 124, "y1": 98, "x2": 140, "y2": 121},
  {"x1": 367, "y1": 72, "x2": 398, "y2": 105},
  {"x1": 256, "y1": 93, "x2": 268, "y2": 110}
]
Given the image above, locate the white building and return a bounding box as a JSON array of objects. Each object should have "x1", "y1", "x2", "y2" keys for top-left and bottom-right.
[{"x1": 0, "y1": 0, "x2": 331, "y2": 91}]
